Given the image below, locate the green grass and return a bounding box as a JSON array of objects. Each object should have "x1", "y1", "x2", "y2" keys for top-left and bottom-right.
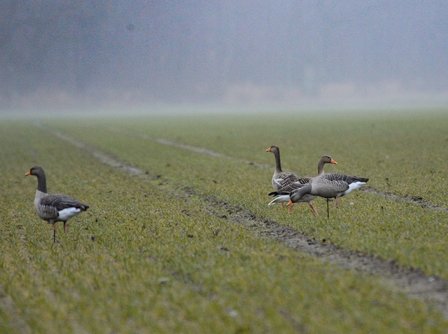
[
  {"x1": 52, "y1": 109, "x2": 448, "y2": 206},
  {"x1": 0, "y1": 111, "x2": 447, "y2": 333},
  {"x1": 49, "y1": 111, "x2": 448, "y2": 279}
]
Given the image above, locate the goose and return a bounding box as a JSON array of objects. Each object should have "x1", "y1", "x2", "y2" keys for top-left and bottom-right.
[
  {"x1": 268, "y1": 155, "x2": 337, "y2": 215},
  {"x1": 25, "y1": 166, "x2": 89, "y2": 243},
  {"x1": 286, "y1": 172, "x2": 368, "y2": 218},
  {"x1": 265, "y1": 145, "x2": 299, "y2": 191}
]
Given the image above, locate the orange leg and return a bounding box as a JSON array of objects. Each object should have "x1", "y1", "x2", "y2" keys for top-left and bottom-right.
[
  {"x1": 287, "y1": 200, "x2": 294, "y2": 213},
  {"x1": 308, "y1": 202, "x2": 318, "y2": 216}
]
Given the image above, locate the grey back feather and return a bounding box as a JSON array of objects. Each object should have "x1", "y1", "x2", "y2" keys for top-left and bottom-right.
[
  {"x1": 312, "y1": 176, "x2": 349, "y2": 197},
  {"x1": 40, "y1": 194, "x2": 89, "y2": 211},
  {"x1": 36, "y1": 194, "x2": 89, "y2": 221}
]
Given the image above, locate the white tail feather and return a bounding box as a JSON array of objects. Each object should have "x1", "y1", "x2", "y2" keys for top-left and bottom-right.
[
  {"x1": 58, "y1": 207, "x2": 82, "y2": 221},
  {"x1": 268, "y1": 195, "x2": 290, "y2": 206},
  {"x1": 344, "y1": 181, "x2": 367, "y2": 195}
]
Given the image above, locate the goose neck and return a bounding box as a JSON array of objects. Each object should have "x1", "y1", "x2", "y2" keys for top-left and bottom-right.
[
  {"x1": 273, "y1": 149, "x2": 282, "y2": 173},
  {"x1": 36, "y1": 172, "x2": 47, "y2": 193},
  {"x1": 317, "y1": 159, "x2": 326, "y2": 175}
]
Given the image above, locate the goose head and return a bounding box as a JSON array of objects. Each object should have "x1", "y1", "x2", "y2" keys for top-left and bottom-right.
[
  {"x1": 320, "y1": 156, "x2": 337, "y2": 165},
  {"x1": 25, "y1": 166, "x2": 45, "y2": 177},
  {"x1": 317, "y1": 156, "x2": 337, "y2": 175},
  {"x1": 265, "y1": 145, "x2": 279, "y2": 153},
  {"x1": 25, "y1": 166, "x2": 47, "y2": 193}
]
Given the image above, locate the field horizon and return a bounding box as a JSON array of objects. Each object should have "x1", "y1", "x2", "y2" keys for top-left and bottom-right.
[{"x1": 1, "y1": 109, "x2": 447, "y2": 332}]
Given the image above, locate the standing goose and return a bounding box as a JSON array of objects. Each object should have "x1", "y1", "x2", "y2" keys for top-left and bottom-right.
[
  {"x1": 287, "y1": 172, "x2": 368, "y2": 218},
  {"x1": 265, "y1": 145, "x2": 299, "y2": 191},
  {"x1": 25, "y1": 166, "x2": 89, "y2": 243},
  {"x1": 268, "y1": 155, "x2": 337, "y2": 215}
]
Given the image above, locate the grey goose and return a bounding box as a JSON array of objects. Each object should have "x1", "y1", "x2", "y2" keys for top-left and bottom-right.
[
  {"x1": 268, "y1": 155, "x2": 337, "y2": 215},
  {"x1": 282, "y1": 171, "x2": 369, "y2": 218},
  {"x1": 25, "y1": 166, "x2": 89, "y2": 243},
  {"x1": 266, "y1": 145, "x2": 304, "y2": 212},
  {"x1": 265, "y1": 145, "x2": 300, "y2": 191}
]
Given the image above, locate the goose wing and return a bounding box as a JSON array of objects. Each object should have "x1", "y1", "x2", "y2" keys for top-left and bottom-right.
[
  {"x1": 326, "y1": 173, "x2": 367, "y2": 183},
  {"x1": 272, "y1": 176, "x2": 310, "y2": 194},
  {"x1": 273, "y1": 171, "x2": 299, "y2": 186},
  {"x1": 311, "y1": 174, "x2": 350, "y2": 197},
  {"x1": 40, "y1": 194, "x2": 89, "y2": 211}
]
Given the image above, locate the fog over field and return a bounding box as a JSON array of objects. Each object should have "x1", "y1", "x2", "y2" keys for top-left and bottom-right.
[{"x1": 1, "y1": 1, "x2": 448, "y2": 112}]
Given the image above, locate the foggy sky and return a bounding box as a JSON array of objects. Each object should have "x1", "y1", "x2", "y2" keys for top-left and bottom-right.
[{"x1": 1, "y1": 1, "x2": 448, "y2": 109}]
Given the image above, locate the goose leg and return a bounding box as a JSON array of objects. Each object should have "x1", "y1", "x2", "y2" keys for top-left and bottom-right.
[
  {"x1": 53, "y1": 223, "x2": 57, "y2": 243},
  {"x1": 63, "y1": 221, "x2": 67, "y2": 233},
  {"x1": 308, "y1": 202, "x2": 318, "y2": 216},
  {"x1": 287, "y1": 200, "x2": 294, "y2": 213},
  {"x1": 326, "y1": 199, "x2": 330, "y2": 219},
  {"x1": 335, "y1": 197, "x2": 340, "y2": 208}
]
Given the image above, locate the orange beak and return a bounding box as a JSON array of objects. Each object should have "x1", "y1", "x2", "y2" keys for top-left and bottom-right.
[
  {"x1": 25, "y1": 171, "x2": 31, "y2": 176},
  {"x1": 330, "y1": 159, "x2": 338, "y2": 165}
]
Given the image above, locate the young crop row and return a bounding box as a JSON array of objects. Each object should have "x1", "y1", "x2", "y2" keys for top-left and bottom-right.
[
  {"x1": 50, "y1": 113, "x2": 448, "y2": 280},
  {"x1": 0, "y1": 115, "x2": 447, "y2": 332}
]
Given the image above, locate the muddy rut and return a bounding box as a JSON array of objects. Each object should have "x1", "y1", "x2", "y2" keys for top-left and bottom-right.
[
  {"x1": 41, "y1": 125, "x2": 448, "y2": 319},
  {"x1": 107, "y1": 127, "x2": 448, "y2": 213}
]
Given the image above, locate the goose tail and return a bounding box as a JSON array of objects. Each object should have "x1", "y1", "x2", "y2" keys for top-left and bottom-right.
[{"x1": 268, "y1": 195, "x2": 290, "y2": 206}]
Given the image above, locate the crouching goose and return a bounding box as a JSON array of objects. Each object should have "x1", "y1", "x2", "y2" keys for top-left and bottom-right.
[
  {"x1": 25, "y1": 166, "x2": 89, "y2": 243},
  {"x1": 268, "y1": 155, "x2": 337, "y2": 215},
  {"x1": 266, "y1": 145, "x2": 299, "y2": 191},
  {"x1": 287, "y1": 172, "x2": 368, "y2": 218},
  {"x1": 266, "y1": 145, "x2": 305, "y2": 212}
]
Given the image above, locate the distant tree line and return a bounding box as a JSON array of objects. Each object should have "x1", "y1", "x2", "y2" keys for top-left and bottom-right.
[{"x1": 1, "y1": 1, "x2": 447, "y2": 107}]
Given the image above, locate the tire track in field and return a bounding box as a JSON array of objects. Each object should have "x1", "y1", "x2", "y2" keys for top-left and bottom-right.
[
  {"x1": 361, "y1": 187, "x2": 448, "y2": 213},
  {"x1": 107, "y1": 127, "x2": 448, "y2": 213},
  {"x1": 41, "y1": 125, "x2": 448, "y2": 319},
  {"x1": 106, "y1": 127, "x2": 272, "y2": 169}
]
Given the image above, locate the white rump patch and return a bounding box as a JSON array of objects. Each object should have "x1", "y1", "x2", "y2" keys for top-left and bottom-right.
[
  {"x1": 58, "y1": 207, "x2": 82, "y2": 221},
  {"x1": 344, "y1": 182, "x2": 366, "y2": 195}
]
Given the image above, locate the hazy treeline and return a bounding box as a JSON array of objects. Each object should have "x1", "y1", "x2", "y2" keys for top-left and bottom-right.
[{"x1": 1, "y1": 1, "x2": 447, "y2": 108}]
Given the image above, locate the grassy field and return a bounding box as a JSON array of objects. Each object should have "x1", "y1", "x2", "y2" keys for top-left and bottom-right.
[{"x1": 1, "y1": 109, "x2": 447, "y2": 333}]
